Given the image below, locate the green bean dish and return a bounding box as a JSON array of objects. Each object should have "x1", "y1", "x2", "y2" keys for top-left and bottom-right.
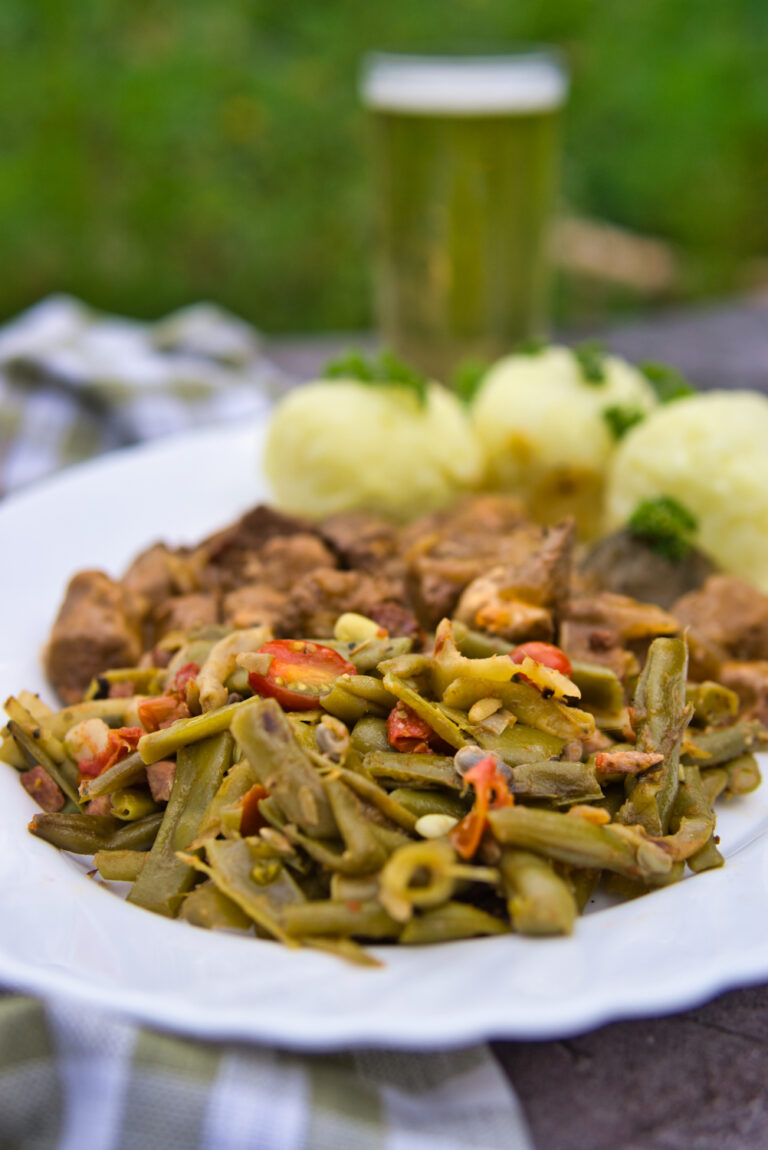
[{"x1": 3, "y1": 498, "x2": 767, "y2": 963}]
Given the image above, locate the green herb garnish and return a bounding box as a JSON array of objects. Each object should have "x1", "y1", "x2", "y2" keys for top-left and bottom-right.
[
  {"x1": 602, "y1": 404, "x2": 646, "y2": 440},
  {"x1": 453, "y1": 359, "x2": 489, "y2": 405},
  {"x1": 573, "y1": 340, "x2": 606, "y2": 385},
  {"x1": 640, "y1": 361, "x2": 696, "y2": 404},
  {"x1": 322, "y1": 348, "x2": 428, "y2": 404},
  {"x1": 627, "y1": 495, "x2": 699, "y2": 561},
  {"x1": 515, "y1": 336, "x2": 547, "y2": 356}
]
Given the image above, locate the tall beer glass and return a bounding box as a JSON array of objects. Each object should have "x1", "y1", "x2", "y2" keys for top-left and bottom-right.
[{"x1": 362, "y1": 53, "x2": 567, "y2": 382}]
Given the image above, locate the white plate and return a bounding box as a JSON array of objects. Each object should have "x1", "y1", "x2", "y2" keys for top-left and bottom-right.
[{"x1": 2, "y1": 418, "x2": 768, "y2": 1050}]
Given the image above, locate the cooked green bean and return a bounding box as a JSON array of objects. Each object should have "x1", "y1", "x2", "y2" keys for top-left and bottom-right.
[
  {"x1": 470, "y1": 722, "x2": 566, "y2": 766},
  {"x1": 721, "y1": 752, "x2": 762, "y2": 795},
  {"x1": 110, "y1": 787, "x2": 159, "y2": 822},
  {"x1": 488, "y1": 806, "x2": 676, "y2": 882},
  {"x1": 363, "y1": 750, "x2": 461, "y2": 790},
  {"x1": 282, "y1": 899, "x2": 401, "y2": 940},
  {"x1": 324, "y1": 766, "x2": 418, "y2": 831},
  {"x1": 508, "y1": 759, "x2": 603, "y2": 805},
  {"x1": 617, "y1": 637, "x2": 691, "y2": 835},
  {"x1": 499, "y1": 848, "x2": 577, "y2": 935},
  {"x1": 441, "y1": 676, "x2": 595, "y2": 741},
  {"x1": 138, "y1": 698, "x2": 252, "y2": 765},
  {"x1": 128, "y1": 732, "x2": 233, "y2": 916},
  {"x1": 400, "y1": 902, "x2": 507, "y2": 944},
  {"x1": 231, "y1": 698, "x2": 336, "y2": 838},
  {"x1": 350, "y1": 716, "x2": 390, "y2": 754},
  {"x1": 382, "y1": 673, "x2": 468, "y2": 749},
  {"x1": 285, "y1": 778, "x2": 388, "y2": 875},
  {"x1": 179, "y1": 881, "x2": 253, "y2": 932},
  {"x1": 93, "y1": 849, "x2": 147, "y2": 882},
  {"x1": 388, "y1": 787, "x2": 469, "y2": 820},
  {"x1": 9, "y1": 720, "x2": 82, "y2": 808},
  {"x1": 683, "y1": 722, "x2": 767, "y2": 767},
  {"x1": 570, "y1": 661, "x2": 626, "y2": 726},
  {"x1": 686, "y1": 681, "x2": 739, "y2": 727},
  {"x1": 79, "y1": 751, "x2": 147, "y2": 800},
  {"x1": 30, "y1": 811, "x2": 163, "y2": 854}
]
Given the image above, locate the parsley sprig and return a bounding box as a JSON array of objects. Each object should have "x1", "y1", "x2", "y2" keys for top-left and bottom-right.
[
  {"x1": 322, "y1": 349, "x2": 428, "y2": 405},
  {"x1": 640, "y1": 361, "x2": 696, "y2": 404},
  {"x1": 602, "y1": 404, "x2": 646, "y2": 440},
  {"x1": 627, "y1": 495, "x2": 699, "y2": 561},
  {"x1": 573, "y1": 340, "x2": 606, "y2": 385}
]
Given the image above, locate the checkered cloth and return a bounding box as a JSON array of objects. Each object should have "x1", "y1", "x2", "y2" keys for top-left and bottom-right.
[
  {"x1": 0, "y1": 299, "x2": 533, "y2": 1150},
  {"x1": 0, "y1": 295, "x2": 281, "y2": 496}
]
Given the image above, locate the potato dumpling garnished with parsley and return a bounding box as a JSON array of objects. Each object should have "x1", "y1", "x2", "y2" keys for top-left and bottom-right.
[
  {"x1": 470, "y1": 345, "x2": 657, "y2": 537},
  {"x1": 265, "y1": 353, "x2": 484, "y2": 520},
  {"x1": 606, "y1": 390, "x2": 768, "y2": 592}
]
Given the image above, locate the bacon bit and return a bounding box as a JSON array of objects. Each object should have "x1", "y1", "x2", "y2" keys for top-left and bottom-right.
[
  {"x1": 146, "y1": 759, "x2": 176, "y2": 803},
  {"x1": 238, "y1": 783, "x2": 269, "y2": 836},
  {"x1": 137, "y1": 694, "x2": 190, "y2": 732},
  {"x1": 386, "y1": 702, "x2": 435, "y2": 754},
  {"x1": 567, "y1": 805, "x2": 611, "y2": 826},
  {"x1": 20, "y1": 766, "x2": 64, "y2": 812},
  {"x1": 78, "y1": 726, "x2": 144, "y2": 779},
  {"x1": 594, "y1": 749, "x2": 664, "y2": 778},
  {"x1": 451, "y1": 755, "x2": 514, "y2": 860},
  {"x1": 85, "y1": 795, "x2": 113, "y2": 816}
]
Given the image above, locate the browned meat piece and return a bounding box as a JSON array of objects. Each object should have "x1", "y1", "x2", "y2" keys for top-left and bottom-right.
[
  {"x1": 152, "y1": 593, "x2": 218, "y2": 639},
  {"x1": 399, "y1": 494, "x2": 527, "y2": 554},
  {"x1": 147, "y1": 759, "x2": 176, "y2": 803},
  {"x1": 222, "y1": 585, "x2": 287, "y2": 629},
  {"x1": 278, "y1": 568, "x2": 406, "y2": 638},
  {"x1": 46, "y1": 570, "x2": 144, "y2": 704},
  {"x1": 258, "y1": 534, "x2": 337, "y2": 591},
  {"x1": 453, "y1": 520, "x2": 575, "y2": 642},
  {"x1": 578, "y1": 529, "x2": 718, "y2": 609},
  {"x1": 319, "y1": 511, "x2": 401, "y2": 571},
  {"x1": 719, "y1": 660, "x2": 768, "y2": 725},
  {"x1": 20, "y1": 766, "x2": 65, "y2": 812},
  {"x1": 672, "y1": 576, "x2": 768, "y2": 664},
  {"x1": 85, "y1": 795, "x2": 113, "y2": 816},
  {"x1": 558, "y1": 620, "x2": 634, "y2": 681},
  {"x1": 195, "y1": 504, "x2": 320, "y2": 591},
  {"x1": 406, "y1": 518, "x2": 572, "y2": 630},
  {"x1": 565, "y1": 592, "x2": 680, "y2": 642},
  {"x1": 122, "y1": 543, "x2": 197, "y2": 612},
  {"x1": 593, "y1": 749, "x2": 664, "y2": 778},
  {"x1": 367, "y1": 600, "x2": 423, "y2": 641}
]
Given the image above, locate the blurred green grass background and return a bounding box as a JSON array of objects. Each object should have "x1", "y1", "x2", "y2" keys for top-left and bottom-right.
[{"x1": 1, "y1": 1, "x2": 766, "y2": 330}]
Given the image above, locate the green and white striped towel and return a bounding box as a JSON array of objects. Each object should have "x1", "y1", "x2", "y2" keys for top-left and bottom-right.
[{"x1": 0, "y1": 995, "x2": 533, "y2": 1150}]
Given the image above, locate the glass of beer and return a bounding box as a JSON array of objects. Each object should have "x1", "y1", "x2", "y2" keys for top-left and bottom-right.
[{"x1": 361, "y1": 52, "x2": 568, "y2": 382}]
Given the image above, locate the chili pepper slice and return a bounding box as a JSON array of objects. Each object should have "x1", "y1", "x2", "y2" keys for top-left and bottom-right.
[{"x1": 451, "y1": 755, "x2": 514, "y2": 860}]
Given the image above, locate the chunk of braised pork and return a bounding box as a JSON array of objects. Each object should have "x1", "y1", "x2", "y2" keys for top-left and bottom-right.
[
  {"x1": 277, "y1": 568, "x2": 415, "y2": 639},
  {"x1": 222, "y1": 585, "x2": 288, "y2": 630},
  {"x1": 452, "y1": 520, "x2": 575, "y2": 642},
  {"x1": 122, "y1": 543, "x2": 198, "y2": 614},
  {"x1": 719, "y1": 661, "x2": 768, "y2": 726},
  {"x1": 672, "y1": 576, "x2": 768, "y2": 665},
  {"x1": 46, "y1": 570, "x2": 144, "y2": 704},
  {"x1": 152, "y1": 592, "x2": 219, "y2": 640},
  {"x1": 319, "y1": 511, "x2": 401, "y2": 571},
  {"x1": 559, "y1": 591, "x2": 679, "y2": 682},
  {"x1": 578, "y1": 529, "x2": 717, "y2": 609},
  {"x1": 194, "y1": 504, "x2": 320, "y2": 591}
]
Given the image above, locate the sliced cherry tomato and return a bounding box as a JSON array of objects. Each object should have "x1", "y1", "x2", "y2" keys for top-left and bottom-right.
[
  {"x1": 451, "y1": 755, "x2": 514, "y2": 860},
  {"x1": 248, "y1": 640, "x2": 357, "y2": 711},
  {"x1": 510, "y1": 641, "x2": 572, "y2": 677},
  {"x1": 386, "y1": 702, "x2": 434, "y2": 754},
  {"x1": 77, "y1": 726, "x2": 144, "y2": 779}
]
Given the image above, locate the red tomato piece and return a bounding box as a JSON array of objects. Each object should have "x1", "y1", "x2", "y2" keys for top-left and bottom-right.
[
  {"x1": 170, "y1": 662, "x2": 200, "y2": 693},
  {"x1": 386, "y1": 701, "x2": 435, "y2": 754},
  {"x1": 137, "y1": 694, "x2": 190, "y2": 732},
  {"x1": 77, "y1": 726, "x2": 145, "y2": 779},
  {"x1": 510, "y1": 641, "x2": 572, "y2": 677},
  {"x1": 238, "y1": 783, "x2": 269, "y2": 837},
  {"x1": 248, "y1": 640, "x2": 357, "y2": 711}
]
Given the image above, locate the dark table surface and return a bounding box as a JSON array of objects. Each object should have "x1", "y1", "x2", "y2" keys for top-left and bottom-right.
[{"x1": 268, "y1": 295, "x2": 768, "y2": 1150}]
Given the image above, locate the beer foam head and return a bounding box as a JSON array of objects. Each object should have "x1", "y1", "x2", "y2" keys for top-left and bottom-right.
[{"x1": 361, "y1": 53, "x2": 567, "y2": 115}]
